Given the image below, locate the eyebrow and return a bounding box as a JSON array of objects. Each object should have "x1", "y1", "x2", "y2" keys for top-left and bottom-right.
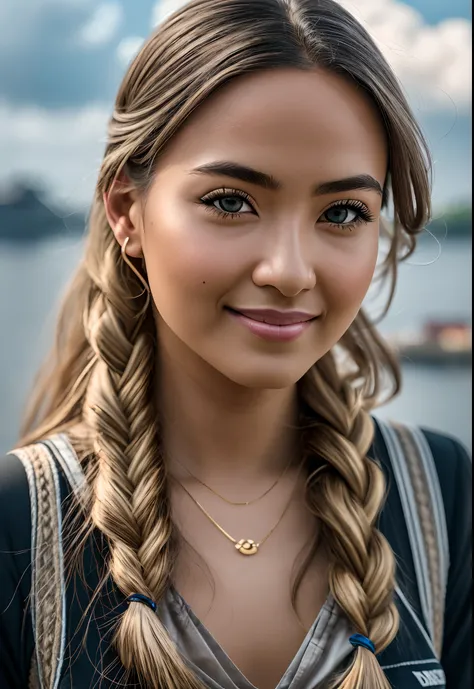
[{"x1": 190, "y1": 161, "x2": 384, "y2": 197}]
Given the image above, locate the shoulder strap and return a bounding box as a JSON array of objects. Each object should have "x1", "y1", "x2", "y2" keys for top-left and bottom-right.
[
  {"x1": 375, "y1": 417, "x2": 449, "y2": 658},
  {"x1": 7, "y1": 434, "x2": 86, "y2": 689},
  {"x1": 12, "y1": 422, "x2": 450, "y2": 675}
]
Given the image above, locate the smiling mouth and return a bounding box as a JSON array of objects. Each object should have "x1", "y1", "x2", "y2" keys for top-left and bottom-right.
[
  {"x1": 225, "y1": 307, "x2": 319, "y2": 326},
  {"x1": 225, "y1": 307, "x2": 318, "y2": 343}
]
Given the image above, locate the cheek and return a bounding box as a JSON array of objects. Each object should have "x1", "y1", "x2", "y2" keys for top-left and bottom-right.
[
  {"x1": 319, "y1": 239, "x2": 378, "y2": 313},
  {"x1": 142, "y1": 207, "x2": 239, "y2": 316}
]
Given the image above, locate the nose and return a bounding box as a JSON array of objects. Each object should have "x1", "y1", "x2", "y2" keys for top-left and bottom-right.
[{"x1": 252, "y1": 230, "x2": 316, "y2": 298}]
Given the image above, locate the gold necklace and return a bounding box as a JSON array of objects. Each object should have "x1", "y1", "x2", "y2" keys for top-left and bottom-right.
[
  {"x1": 172, "y1": 454, "x2": 295, "y2": 506},
  {"x1": 170, "y1": 461, "x2": 304, "y2": 556}
]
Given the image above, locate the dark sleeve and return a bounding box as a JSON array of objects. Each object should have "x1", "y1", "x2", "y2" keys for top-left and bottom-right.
[
  {"x1": 423, "y1": 431, "x2": 472, "y2": 689},
  {"x1": 0, "y1": 453, "x2": 34, "y2": 688}
]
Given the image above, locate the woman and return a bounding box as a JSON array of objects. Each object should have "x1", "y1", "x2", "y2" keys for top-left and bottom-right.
[{"x1": 0, "y1": 0, "x2": 471, "y2": 688}]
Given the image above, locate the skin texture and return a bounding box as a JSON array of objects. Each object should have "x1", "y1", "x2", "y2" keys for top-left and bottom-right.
[
  {"x1": 105, "y1": 66, "x2": 388, "y2": 689},
  {"x1": 105, "y1": 66, "x2": 387, "y2": 481}
]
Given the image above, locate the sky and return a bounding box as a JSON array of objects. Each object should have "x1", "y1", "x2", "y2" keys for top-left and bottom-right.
[{"x1": 0, "y1": 0, "x2": 471, "y2": 211}]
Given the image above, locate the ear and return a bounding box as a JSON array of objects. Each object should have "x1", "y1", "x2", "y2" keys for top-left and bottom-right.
[{"x1": 103, "y1": 171, "x2": 144, "y2": 258}]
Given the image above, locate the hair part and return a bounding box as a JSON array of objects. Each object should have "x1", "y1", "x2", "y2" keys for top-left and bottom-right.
[{"x1": 17, "y1": 1, "x2": 431, "y2": 687}]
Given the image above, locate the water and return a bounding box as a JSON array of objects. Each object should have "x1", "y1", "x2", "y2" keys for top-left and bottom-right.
[{"x1": 0, "y1": 236, "x2": 471, "y2": 453}]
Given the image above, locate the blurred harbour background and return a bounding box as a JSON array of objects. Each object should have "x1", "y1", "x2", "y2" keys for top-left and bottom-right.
[{"x1": 0, "y1": 0, "x2": 472, "y2": 453}]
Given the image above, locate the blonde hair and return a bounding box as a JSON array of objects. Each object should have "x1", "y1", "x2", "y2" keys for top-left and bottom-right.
[{"x1": 17, "y1": 0, "x2": 431, "y2": 687}]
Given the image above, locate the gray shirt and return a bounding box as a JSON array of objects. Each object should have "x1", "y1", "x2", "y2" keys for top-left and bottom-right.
[{"x1": 158, "y1": 584, "x2": 354, "y2": 688}]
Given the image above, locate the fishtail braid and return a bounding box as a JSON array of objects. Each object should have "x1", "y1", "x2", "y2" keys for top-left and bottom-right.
[
  {"x1": 81, "y1": 235, "x2": 206, "y2": 688},
  {"x1": 299, "y1": 357, "x2": 398, "y2": 689}
]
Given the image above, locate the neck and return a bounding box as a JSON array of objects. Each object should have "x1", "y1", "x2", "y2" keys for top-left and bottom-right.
[{"x1": 155, "y1": 342, "x2": 300, "y2": 484}]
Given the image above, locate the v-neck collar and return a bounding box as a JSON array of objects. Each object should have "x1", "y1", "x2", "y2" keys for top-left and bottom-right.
[{"x1": 159, "y1": 585, "x2": 354, "y2": 689}]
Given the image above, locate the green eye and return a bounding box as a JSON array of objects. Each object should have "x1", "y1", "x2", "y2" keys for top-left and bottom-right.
[
  {"x1": 217, "y1": 197, "x2": 246, "y2": 213},
  {"x1": 200, "y1": 187, "x2": 255, "y2": 219},
  {"x1": 324, "y1": 207, "x2": 358, "y2": 224},
  {"x1": 320, "y1": 201, "x2": 375, "y2": 229}
]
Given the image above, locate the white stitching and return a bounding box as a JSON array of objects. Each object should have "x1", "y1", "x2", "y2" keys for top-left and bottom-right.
[
  {"x1": 376, "y1": 418, "x2": 435, "y2": 643},
  {"x1": 410, "y1": 425, "x2": 450, "y2": 588},
  {"x1": 42, "y1": 445, "x2": 67, "y2": 689},
  {"x1": 8, "y1": 449, "x2": 43, "y2": 689},
  {"x1": 395, "y1": 585, "x2": 438, "y2": 657},
  {"x1": 381, "y1": 658, "x2": 440, "y2": 670},
  {"x1": 45, "y1": 435, "x2": 86, "y2": 499}
]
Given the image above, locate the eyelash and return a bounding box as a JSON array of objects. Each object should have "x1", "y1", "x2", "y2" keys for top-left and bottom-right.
[
  {"x1": 200, "y1": 188, "x2": 254, "y2": 221},
  {"x1": 199, "y1": 188, "x2": 375, "y2": 230}
]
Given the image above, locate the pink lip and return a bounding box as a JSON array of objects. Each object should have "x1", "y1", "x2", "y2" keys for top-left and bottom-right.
[
  {"x1": 230, "y1": 308, "x2": 317, "y2": 325},
  {"x1": 227, "y1": 308, "x2": 317, "y2": 342}
]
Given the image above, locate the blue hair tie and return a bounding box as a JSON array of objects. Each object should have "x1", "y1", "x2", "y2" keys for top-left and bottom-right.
[
  {"x1": 126, "y1": 593, "x2": 157, "y2": 612},
  {"x1": 349, "y1": 633, "x2": 376, "y2": 654}
]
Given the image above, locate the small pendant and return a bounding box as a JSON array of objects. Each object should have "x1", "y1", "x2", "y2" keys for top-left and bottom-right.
[{"x1": 235, "y1": 539, "x2": 259, "y2": 555}]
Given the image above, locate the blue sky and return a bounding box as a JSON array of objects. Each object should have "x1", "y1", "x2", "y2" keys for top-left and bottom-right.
[
  {"x1": 409, "y1": 0, "x2": 470, "y2": 24},
  {"x1": 0, "y1": 0, "x2": 471, "y2": 210}
]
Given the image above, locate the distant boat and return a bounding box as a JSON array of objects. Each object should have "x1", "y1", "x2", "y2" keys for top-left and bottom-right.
[{"x1": 388, "y1": 320, "x2": 472, "y2": 367}]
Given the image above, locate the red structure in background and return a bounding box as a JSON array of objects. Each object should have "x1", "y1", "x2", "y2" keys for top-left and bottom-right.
[{"x1": 424, "y1": 321, "x2": 472, "y2": 350}]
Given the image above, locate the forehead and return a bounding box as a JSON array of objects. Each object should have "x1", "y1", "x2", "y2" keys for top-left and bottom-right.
[{"x1": 157, "y1": 67, "x2": 388, "y2": 186}]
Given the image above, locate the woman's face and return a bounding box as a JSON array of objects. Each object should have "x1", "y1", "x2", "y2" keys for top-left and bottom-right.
[{"x1": 133, "y1": 67, "x2": 387, "y2": 389}]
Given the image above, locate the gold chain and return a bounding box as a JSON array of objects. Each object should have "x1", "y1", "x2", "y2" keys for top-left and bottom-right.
[
  {"x1": 172, "y1": 453, "x2": 295, "y2": 506},
  {"x1": 170, "y1": 460, "x2": 304, "y2": 556}
]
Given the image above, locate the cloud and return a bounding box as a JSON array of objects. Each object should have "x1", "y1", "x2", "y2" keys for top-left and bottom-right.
[
  {"x1": 0, "y1": 96, "x2": 469, "y2": 215},
  {"x1": 78, "y1": 2, "x2": 123, "y2": 46},
  {"x1": 0, "y1": 0, "x2": 91, "y2": 52},
  {"x1": 150, "y1": 0, "x2": 471, "y2": 112},
  {"x1": 0, "y1": 0, "x2": 469, "y2": 211},
  {"x1": 0, "y1": 101, "x2": 110, "y2": 209},
  {"x1": 338, "y1": 0, "x2": 471, "y2": 112},
  {"x1": 0, "y1": 0, "x2": 123, "y2": 107},
  {"x1": 116, "y1": 36, "x2": 146, "y2": 66},
  {"x1": 152, "y1": 0, "x2": 190, "y2": 27}
]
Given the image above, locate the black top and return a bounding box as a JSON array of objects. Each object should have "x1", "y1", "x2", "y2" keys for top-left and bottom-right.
[{"x1": 0, "y1": 422, "x2": 471, "y2": 688}]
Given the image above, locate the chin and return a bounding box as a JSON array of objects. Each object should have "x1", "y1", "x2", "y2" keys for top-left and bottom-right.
[{"x1": 220, "y1": 360, "x2": 311, "y2": 390}]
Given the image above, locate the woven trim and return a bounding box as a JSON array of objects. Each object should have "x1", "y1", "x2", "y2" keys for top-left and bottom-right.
[
  {"x1": 376, "y1": 418, "x2": 448, "y2": 658},
  {"x1": 9, "y1": 448, "x2": 41, "y2": 688},
  {"x1": 376, "y1": 419, "x2": 435, "y2": 644},
  {"x1": 41, "y1": 435, "x2": 87, "y2": 506},
  {"x1": 408, "y1": 426, "x2": 450, "y2": 591},
  {"x1": 8, "y1": 444, "x2": 66, "y2": 689},
  {"x1": 391, "y1": 423, "x2": 446, "y2": 657},
  {"x1": 28, "y1": 653, "x2": 41, "y2": 689}
]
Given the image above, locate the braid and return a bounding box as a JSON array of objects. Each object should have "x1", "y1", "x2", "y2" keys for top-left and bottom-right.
[
  {"x1": 82, "y1": 236, "x2": 205, "y2": 688},
  {"x1": 299, "y1": 356, "x2": 398, "y2": 689},
  {"x1": 75, "y1": 231, "x2": 398, "y2": 689},
  {"x1": 15, "y1": 3, "x2": 433, "y2": 686}
]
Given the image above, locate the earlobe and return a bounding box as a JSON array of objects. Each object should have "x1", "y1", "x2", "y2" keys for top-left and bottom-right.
[
  {"x1": 111, "y1": 216, "x2": 133, "y2": 251},
  {"x1": 103, "y1": 181, "x2": 144, "y2": 258}
]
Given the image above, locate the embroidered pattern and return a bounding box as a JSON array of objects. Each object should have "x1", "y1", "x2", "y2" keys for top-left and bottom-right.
[
  {"x1": 391, "y1": 423, "x2": 446, "y2": 657},
  {"x1": 376, "y1": 419, "x2": 449, "y2": 658},
  {"x1": 9, "y1": 443, "x2": 66, "y2": 689},
  {"x1": 9, "y1": 424, "x2": 449, "y2": 686}
]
